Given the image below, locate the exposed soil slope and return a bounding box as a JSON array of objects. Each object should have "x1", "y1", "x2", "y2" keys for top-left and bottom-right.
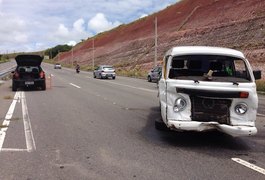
[{"x1": 58, "y1": 0, "x2": 265, "y2": 78}]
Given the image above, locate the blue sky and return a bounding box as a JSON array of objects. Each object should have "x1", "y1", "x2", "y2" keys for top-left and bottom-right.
[{"x1": 0, "y1": 0, "x2": 178, "y2": 53}]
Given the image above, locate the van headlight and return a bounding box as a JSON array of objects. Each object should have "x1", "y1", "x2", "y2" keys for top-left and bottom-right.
[
  {"x1": 173, "y1": 97, "x2": 187, "y2": 112},
  {"x1": 235, "y1": 103, "x2": 248, "y2": 115}
]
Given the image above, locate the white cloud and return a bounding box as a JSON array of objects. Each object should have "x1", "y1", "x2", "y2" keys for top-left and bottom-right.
[
  {"x1": 56, "y1": 24, "x2": 69, "y2": 37},
  {"x1": 88, "y1": 13, "x2": 121, "y2": 33},
  {"x1": 14, "y1": 32, "x2": 28, "y2": 43},
  {"x1": 73, "y1": 18, "x2": 85, "y2": 33},
  {"x1": 67, "y1": 41, "x2": 77, "y2": 46},
  {"x1": 51, "y1": 18, "x2": 91, "y2": 45},
  {"x1": 0, "y1": 13, "x2": 28, "y2": 44},
  {"x1": 140, "y1": 14, "x2": 148, "y2": 19}
]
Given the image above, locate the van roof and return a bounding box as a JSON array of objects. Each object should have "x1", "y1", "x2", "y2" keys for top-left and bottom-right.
[{"x1": 165, "y1": 46, "x2": 245, "y2": 59}]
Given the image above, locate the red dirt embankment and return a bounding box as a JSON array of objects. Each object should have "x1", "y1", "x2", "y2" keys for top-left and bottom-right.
[{"x1": 58, "y1": 0, "x2": 265, "y2": 78}]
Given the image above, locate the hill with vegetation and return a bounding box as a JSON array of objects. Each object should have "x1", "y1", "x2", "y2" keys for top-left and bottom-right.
[{"x1": 56, "y1": 0, "x2": 265, "y2": 78}]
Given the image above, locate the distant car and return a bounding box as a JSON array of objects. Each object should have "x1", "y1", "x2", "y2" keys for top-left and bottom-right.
[
  {"x1": 54, "y1": 63, "x2": 62, "y2": 69},
  {"x1": 12, "y1": 54, "x2": 46, "y2": 91},
  {"x1": 93, "y1": 65, "x2": 116, "y2": 79},
  {"x1": 147, "y1": 66, "x2": 162, "y2": 82}
]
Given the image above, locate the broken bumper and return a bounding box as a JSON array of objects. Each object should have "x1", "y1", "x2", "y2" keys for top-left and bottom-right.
[{"x1": 167, "y1": 121, "x2": 257, "y2": 137}]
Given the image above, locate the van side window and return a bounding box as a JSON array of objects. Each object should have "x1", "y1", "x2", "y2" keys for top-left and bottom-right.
[{"x1": 234, "y1": 59, "x2": 250, "y2": 80}]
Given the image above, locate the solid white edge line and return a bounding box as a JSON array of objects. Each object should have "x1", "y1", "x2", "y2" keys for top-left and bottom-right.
[
  {"x1": 70, "y1": 83, "x2": 81, "y2": 89},
  {"x1": 232, "y1": 158, "x2": 265, "y2": 175},
  {"x1": 21, "y1": 91, "x2": 36, "y2": 152},
  {"x1": 0, "y1": 91, "x2": 20, "y2": 151}
]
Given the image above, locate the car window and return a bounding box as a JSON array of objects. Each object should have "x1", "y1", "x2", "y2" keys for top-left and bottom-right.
[
  {"x1": 18, "y1": 66, "x2": 39, "y2": 73},
  {"x1": 103, "y1": 67, "x2": 114, "y2": 70}
]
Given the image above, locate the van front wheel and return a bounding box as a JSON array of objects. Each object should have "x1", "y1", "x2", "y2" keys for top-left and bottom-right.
[{"x1": 155, "y1": 119, "x2": 168, "y2": 131}]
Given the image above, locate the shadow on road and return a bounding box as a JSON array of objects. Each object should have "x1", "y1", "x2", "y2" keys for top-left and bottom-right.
[{"x1": 141, "y1": 106, "x2": 252, "y2": 152}]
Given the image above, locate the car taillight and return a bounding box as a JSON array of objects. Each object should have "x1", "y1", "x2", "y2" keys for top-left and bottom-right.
[
  {"x1": 40, "y1": 71, "x2": 45, "y2": 79},
  {"x1": 13, "y1": 71, "x2": 19, "y2": 79}
]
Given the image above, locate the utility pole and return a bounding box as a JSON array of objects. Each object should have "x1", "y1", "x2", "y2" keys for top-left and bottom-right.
[
  {"x1": 92, "y1": 38, "x2": 95, "y2": 70},
  {"x1": 154, "y1": 16, "x2": 158, "y2": 67},
  {"x1": 71, "y1": 47, "x2": 74, "y2": 67}
]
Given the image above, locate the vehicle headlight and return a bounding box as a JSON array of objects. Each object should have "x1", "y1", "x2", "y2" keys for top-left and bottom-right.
[
  {"x1": 173, "y1": 97, "x2": 187, "y2": 112},
  {"x1": 235, "y1": 103, "x2": 248, "y2": 115}
]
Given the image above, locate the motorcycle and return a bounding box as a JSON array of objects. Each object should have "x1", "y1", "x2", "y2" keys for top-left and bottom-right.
[{"x1": 76, "y1": 65, "x2": 80, "y2": 73}]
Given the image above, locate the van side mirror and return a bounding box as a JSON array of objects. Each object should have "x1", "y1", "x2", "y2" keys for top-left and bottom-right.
[{"x1": 253, "y1": 70, "x2": 261, "y2": 80}]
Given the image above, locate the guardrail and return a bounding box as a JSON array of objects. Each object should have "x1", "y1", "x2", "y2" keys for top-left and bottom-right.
[{"x1": 0, "y1": 66, "x2": 16, "y2": 79}]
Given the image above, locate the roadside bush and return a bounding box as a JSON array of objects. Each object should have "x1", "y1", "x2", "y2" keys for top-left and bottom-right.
[
  {"x1": 0, "y1": 55, "x2": 10, "y2": 63},
  {"x1": 116, "y1": 68, "x2": 148, "y2": 78},
  {"x1": 256, "y1": 80, "x2": 265, "y2": 92}
]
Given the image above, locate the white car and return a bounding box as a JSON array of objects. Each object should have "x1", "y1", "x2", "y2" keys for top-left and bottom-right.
[
  {"x1": 93, "y1": 65, "x2": 116, "y2": 79},
  {"x1": 157, "y1": 46, "x2": 261, "y2": 137},
  {"x1": 54, "y1": 63, "x2": 62, "y2": 69}
]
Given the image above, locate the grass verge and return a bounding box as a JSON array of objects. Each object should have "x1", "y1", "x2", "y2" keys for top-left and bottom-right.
[{"x1": 256, "y1": 80, "x2": 265, "y2": 92}]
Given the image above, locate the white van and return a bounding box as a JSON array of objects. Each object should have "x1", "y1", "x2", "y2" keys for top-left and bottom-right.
[{"x1": 157, "y1": 46, "x2": 261, "y2": 137}]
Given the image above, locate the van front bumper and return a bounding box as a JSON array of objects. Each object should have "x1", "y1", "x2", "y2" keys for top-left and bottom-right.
[{"x1": 167, "y1": 120, "x2": 257, "y2": 137}]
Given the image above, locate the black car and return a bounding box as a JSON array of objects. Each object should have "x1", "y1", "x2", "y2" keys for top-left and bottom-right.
[{"x1": 12, "y1": 54, "x2": 46, "y2": 91}]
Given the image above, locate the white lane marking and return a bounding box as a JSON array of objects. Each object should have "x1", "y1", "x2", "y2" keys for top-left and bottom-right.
[
  {"x1": 257, "y1": 113, "x2": 265, "y2": 117},
  {"x1": 86, "y1": 76, "x2": 156, "y2": 93},
  {"x1": 108, "y1": 81, "x2": 156, "y2": 92},
  {"x1": 21, "y1": 91, "x2": 36, "y2": 152},
  {"x1": 70, "y1": 83, "x2": 81, "y2": 89},
  {"x1": 232, "y1": 158, "x2": 265, "y2": 175},
  {"x1": 0, "y1": 92, "x2": 20, "y2": 151},
  {"x1": 1, "y1": 148, "x2": 28, "y2": 152}
]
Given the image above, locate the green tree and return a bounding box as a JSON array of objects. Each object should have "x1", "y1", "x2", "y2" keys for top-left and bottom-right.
[{"x1": 45, "y1": 44, "x2": 72, "y2": 59}]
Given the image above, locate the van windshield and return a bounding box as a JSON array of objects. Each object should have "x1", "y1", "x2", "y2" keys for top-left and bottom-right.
[{"x1": 168, "y1": 55, "x2": 251, "y2": 82}]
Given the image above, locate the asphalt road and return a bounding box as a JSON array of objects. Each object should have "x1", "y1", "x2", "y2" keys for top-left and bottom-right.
[{"x1": 0, "y1": 63, "x2": 264, "y2": 180}]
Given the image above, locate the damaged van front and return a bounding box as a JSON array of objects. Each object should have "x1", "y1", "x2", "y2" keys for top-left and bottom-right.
[{"x1": 157, "y1": 46, "x2": 261, "y2": 137}]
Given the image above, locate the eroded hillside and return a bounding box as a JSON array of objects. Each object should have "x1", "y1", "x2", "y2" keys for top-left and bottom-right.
[{"x1": 57, "y1": 0, "x2": 265, "y2": 78}]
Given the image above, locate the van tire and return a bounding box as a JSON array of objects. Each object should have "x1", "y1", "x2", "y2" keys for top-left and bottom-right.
[{"x1": 155, "y1": 119, "x2": 168, "y2": 131}]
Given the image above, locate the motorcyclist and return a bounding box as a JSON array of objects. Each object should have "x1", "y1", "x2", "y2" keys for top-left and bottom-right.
[{"x1": 76, "y1": 64, "x2": 80, "y2": 73}]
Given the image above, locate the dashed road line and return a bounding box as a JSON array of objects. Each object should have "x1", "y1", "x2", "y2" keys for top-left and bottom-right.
[
  {"x1": 0, "y1": 92, "x2": 20, "y2": 151},
  {"x1": 70, "y1": 83, "x2": 81, "y2": 89},
  {"x1": 86, "y1": 76, "x2": 156, "y2": 93},
  {"x1": 0, "y1": 91, "x2": 36, "y2": 152},
  {"x1": 1, "y1": 148, "x2": 28, "y2": 152},
  {"x1": 257, "y1": 113, "x2": 265, "y2": 117},
  {"x1": 232, "y1": 158, "x2": 265, "y2": 176}
]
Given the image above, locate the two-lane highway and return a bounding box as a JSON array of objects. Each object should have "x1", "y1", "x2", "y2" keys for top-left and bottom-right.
[{"x1": 0, "y1": 63, "x2": 264, "y2": 180}]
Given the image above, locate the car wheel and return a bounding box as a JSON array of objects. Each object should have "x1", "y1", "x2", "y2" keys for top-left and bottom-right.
[
  {"x1": 12, "y1": 82, "x2": 17, "y2": 91},
  {"x1": 155, "y1": 118, "x2": 169, "y2": 131},
  {"x1": 93, "y1": 73, "x2": 96, "y2": 78},
  {"x1": 41, "y1": 82, "x2": 46, "y2": 90},
  {"x1": 148, "y1": 76, "x2": 152, "y2": 82},
  {"x1": 112, "y1": 76, "x2": 116, "y2": 80}
]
